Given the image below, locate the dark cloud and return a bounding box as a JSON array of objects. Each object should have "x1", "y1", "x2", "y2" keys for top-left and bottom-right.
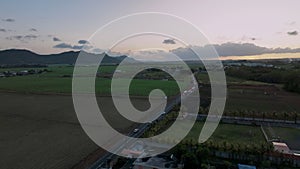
[
  {"x1": 53, "y1": 43, "x2": 73, "y2": 49},
  {"x1": 287, "y1": 31, "x2": 298, "y2": 36},
  {"x1": 2, "y1": 18, "x2": 15, "y2": 22},
  {"x1": 53, "y1": 43, "x2": 83, "y2": 50},
  {"x1": 213, "y1": 43, "x2": 300, "y2": 56},
  {"x1": 72, "y1": 45, "x2": 84, "y2": 50},
  {"x1": 171, "y1": 42, "x2": 300, "y2": 58},
  {"x1": 24, "y1": 34, "x2": 38, "y2": 40},
  {"x1": 29, "y1": 28, "x2": 38, "y2": 32},
  {"x1": 92, "y1": 48, "x2": 104, "y2": 54},
  {"x1": 6, "y1": 34, "x2": 38, "y2": 41},
  {"x1": 53, "y1": 37, "x2": 61, "y2": 42},
  {"x1": 213, "y1": 43, "x2": 270, "y2": 56},
  {"x1": 78, "y1": 40, "x2": 89, "y2": 44},
  {"x1": 0, "y1": 28, "x2": 6, "y2": 32},
  {"x1": 162, "y1": 39, "x2": 176, "y2": 44},
  {"x1": 6, "y1": 35, "x2": 23, "y2": 41}
]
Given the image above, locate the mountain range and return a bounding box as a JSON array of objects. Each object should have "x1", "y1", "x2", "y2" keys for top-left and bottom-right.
[{"x1": 0, "y1": 49, "x2": 135, "y2": 65}]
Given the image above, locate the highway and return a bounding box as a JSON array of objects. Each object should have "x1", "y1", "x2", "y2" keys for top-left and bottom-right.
[
  {"x1": 89, "y1": 94, "x2": 182, "y2": 169},
  {"x1": 89, "y1": 84, "x2": 197, "y2": 169},
  {"x1": 88, "y1": 73, "x2": 198, "y2": 169}
]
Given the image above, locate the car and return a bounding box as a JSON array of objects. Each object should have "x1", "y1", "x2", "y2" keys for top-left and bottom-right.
[{"x1": 133, "y1": 128, "x2": 139, "y2": 133}]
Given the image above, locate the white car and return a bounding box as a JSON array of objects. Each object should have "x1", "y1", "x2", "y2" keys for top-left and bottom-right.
[{"x1": 133, "y1": 129, "x2": 139, "y2": 133}]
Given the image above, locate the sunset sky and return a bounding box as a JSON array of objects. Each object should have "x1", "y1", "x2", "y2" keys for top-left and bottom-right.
[{"x1": 0, "y1": 0, "x2": 299, "y2": 60}]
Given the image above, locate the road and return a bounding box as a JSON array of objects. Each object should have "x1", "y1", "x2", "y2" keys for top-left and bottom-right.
[
  {"x1": 88, "y1": 94, "x2": 182, "y2": 169},
  {"x1": 88, "y1": 73, "x2": 198, "y2": 169}
]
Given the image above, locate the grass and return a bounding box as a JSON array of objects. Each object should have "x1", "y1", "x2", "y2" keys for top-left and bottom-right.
[
  {"x1": 224, "y1": 86, "x2": 300, "y2": 113},
  {"x1": 196, "y1": 72, "x2": 300, "y2": 113},
  {"x1": 0, "y1": 76, "x2": 179, "y2": 96},
  {"x1": 187, "y1": 122, "x2": 265, "y2": 145},
  {"x1": 151, "y1": 120, "x2": 265, "y2": 146},
  {"x1": 0, "y1": 66, "x2": 180, "y2": 96},
  {"x1": 196, "y1": 72, "x2": 272, "y2": 85}
]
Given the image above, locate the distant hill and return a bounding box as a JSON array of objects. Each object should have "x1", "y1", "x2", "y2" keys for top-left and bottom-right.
[{"x1": 0, "y1": 49, "x2": 136, "y2": 65}]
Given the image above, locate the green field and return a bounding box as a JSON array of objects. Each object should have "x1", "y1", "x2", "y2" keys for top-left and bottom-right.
[
  {"x1": 224, "y1": 86, "x2": 300, "y2": 113},
  {"x1": 0, "y1": 66, "x2": 180, "y2": 96},
  {"x1": 187, "y1": 122, "x2": 265, "y2": 145},
  {"x1": 196, "y1": 72, "x2": 272, "y2": 85},
  {"x1": 148, "y1": 120, "x2": 265, "y2": 146},
  {"x1": 196, "y1": 72, "x2": 300, "y2": 114}
]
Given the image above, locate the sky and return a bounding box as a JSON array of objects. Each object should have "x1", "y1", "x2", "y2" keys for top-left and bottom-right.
[{"x1": 0, "y1": 0, "x2": 300, "y2": 60}]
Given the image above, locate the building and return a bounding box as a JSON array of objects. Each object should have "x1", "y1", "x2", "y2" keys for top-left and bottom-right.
[
  {"x1": 238, "y1": 164, "x2": 256, "y2": 169},
  {"x1": 272, "y1": 142, "x2": 292, "y2": 154},
  {"x1": 133, "y1": 156, "x2": 181, "y2": 169}
]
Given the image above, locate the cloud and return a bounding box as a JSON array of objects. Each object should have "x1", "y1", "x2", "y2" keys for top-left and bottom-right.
[
  {"x1": 92, "y1": 48, "x2": 104, "y2": 54},
  {"x1": 29, "y1": 28, "x2": 37, "y2": 32},
  {"x1": 213, "y1": 43, "x2": 300, "y2": 56},
  {"x1": 53, "y1": 43, "x2": 83, "y2": 50},
  {"x1": 72, "y1": 45, "x2": 84, "y2": 50},
  {"x1": 162, "y1": 39, "x2": 176, "y2": 44},
  {"x1": 6, "y1": 35, "x2": 23, "y2": 40},
  {"x1": 2, "y1": 18, "x2": 15, "y2": 22},
  {"x1": 53, "y1": 43, "x2": 73, "y2": 48},
  {"x1": 120, "y1": 49, "x2": 179, "y2": 61},
  {"x1": 53, "y1": 37, "x2": 61, "y2": 42},
  {"x1": 6, "y1": 34, "x2": 38, "y2": 41},
  {"x1": 287, "y1": 31, "x2": 298, "y2": 36},
  {"x1": 78, "y1": 40, "x2": 89, "y2": 44},
  {"x1": 24, "y1": 34, "x2": 38, "y2": 40},
  {"x1": 213, "y1": 43, "x2": 270, "y2": 56},
  {"x1": 0, "y1": 28, "x2": 6, "y2": 32},
  {"x1": 170, "y1": 42, "x2": 300, "y2": 59}
]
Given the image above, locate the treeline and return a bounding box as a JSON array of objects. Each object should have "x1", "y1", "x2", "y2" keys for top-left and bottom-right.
[
  {"x1": 284, "y1": 72, "x2": 300, "y2": 93},
  {"x1": 0, "y1": 64, "x2": 48, "y2": 68},
  {"x1": 226, "y1": 66, "x2": 300, "y2": 93},
  {"x1": 171, "y1": 140, "x2": 274, "y2": 169}
]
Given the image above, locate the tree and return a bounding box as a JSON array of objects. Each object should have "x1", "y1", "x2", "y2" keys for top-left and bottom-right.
[{"x1": 182, "y1": 152, "x2": 199, "y2": 168}]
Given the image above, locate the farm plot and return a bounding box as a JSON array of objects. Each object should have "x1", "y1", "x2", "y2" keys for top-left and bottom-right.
[{"x1": 0, "y1": 92, "x2": 150, "y2": 169}]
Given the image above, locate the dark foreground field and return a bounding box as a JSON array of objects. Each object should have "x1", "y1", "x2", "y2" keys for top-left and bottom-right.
[{"x1": 0, "y1": 92, "x2": 150, "y2": 169}]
